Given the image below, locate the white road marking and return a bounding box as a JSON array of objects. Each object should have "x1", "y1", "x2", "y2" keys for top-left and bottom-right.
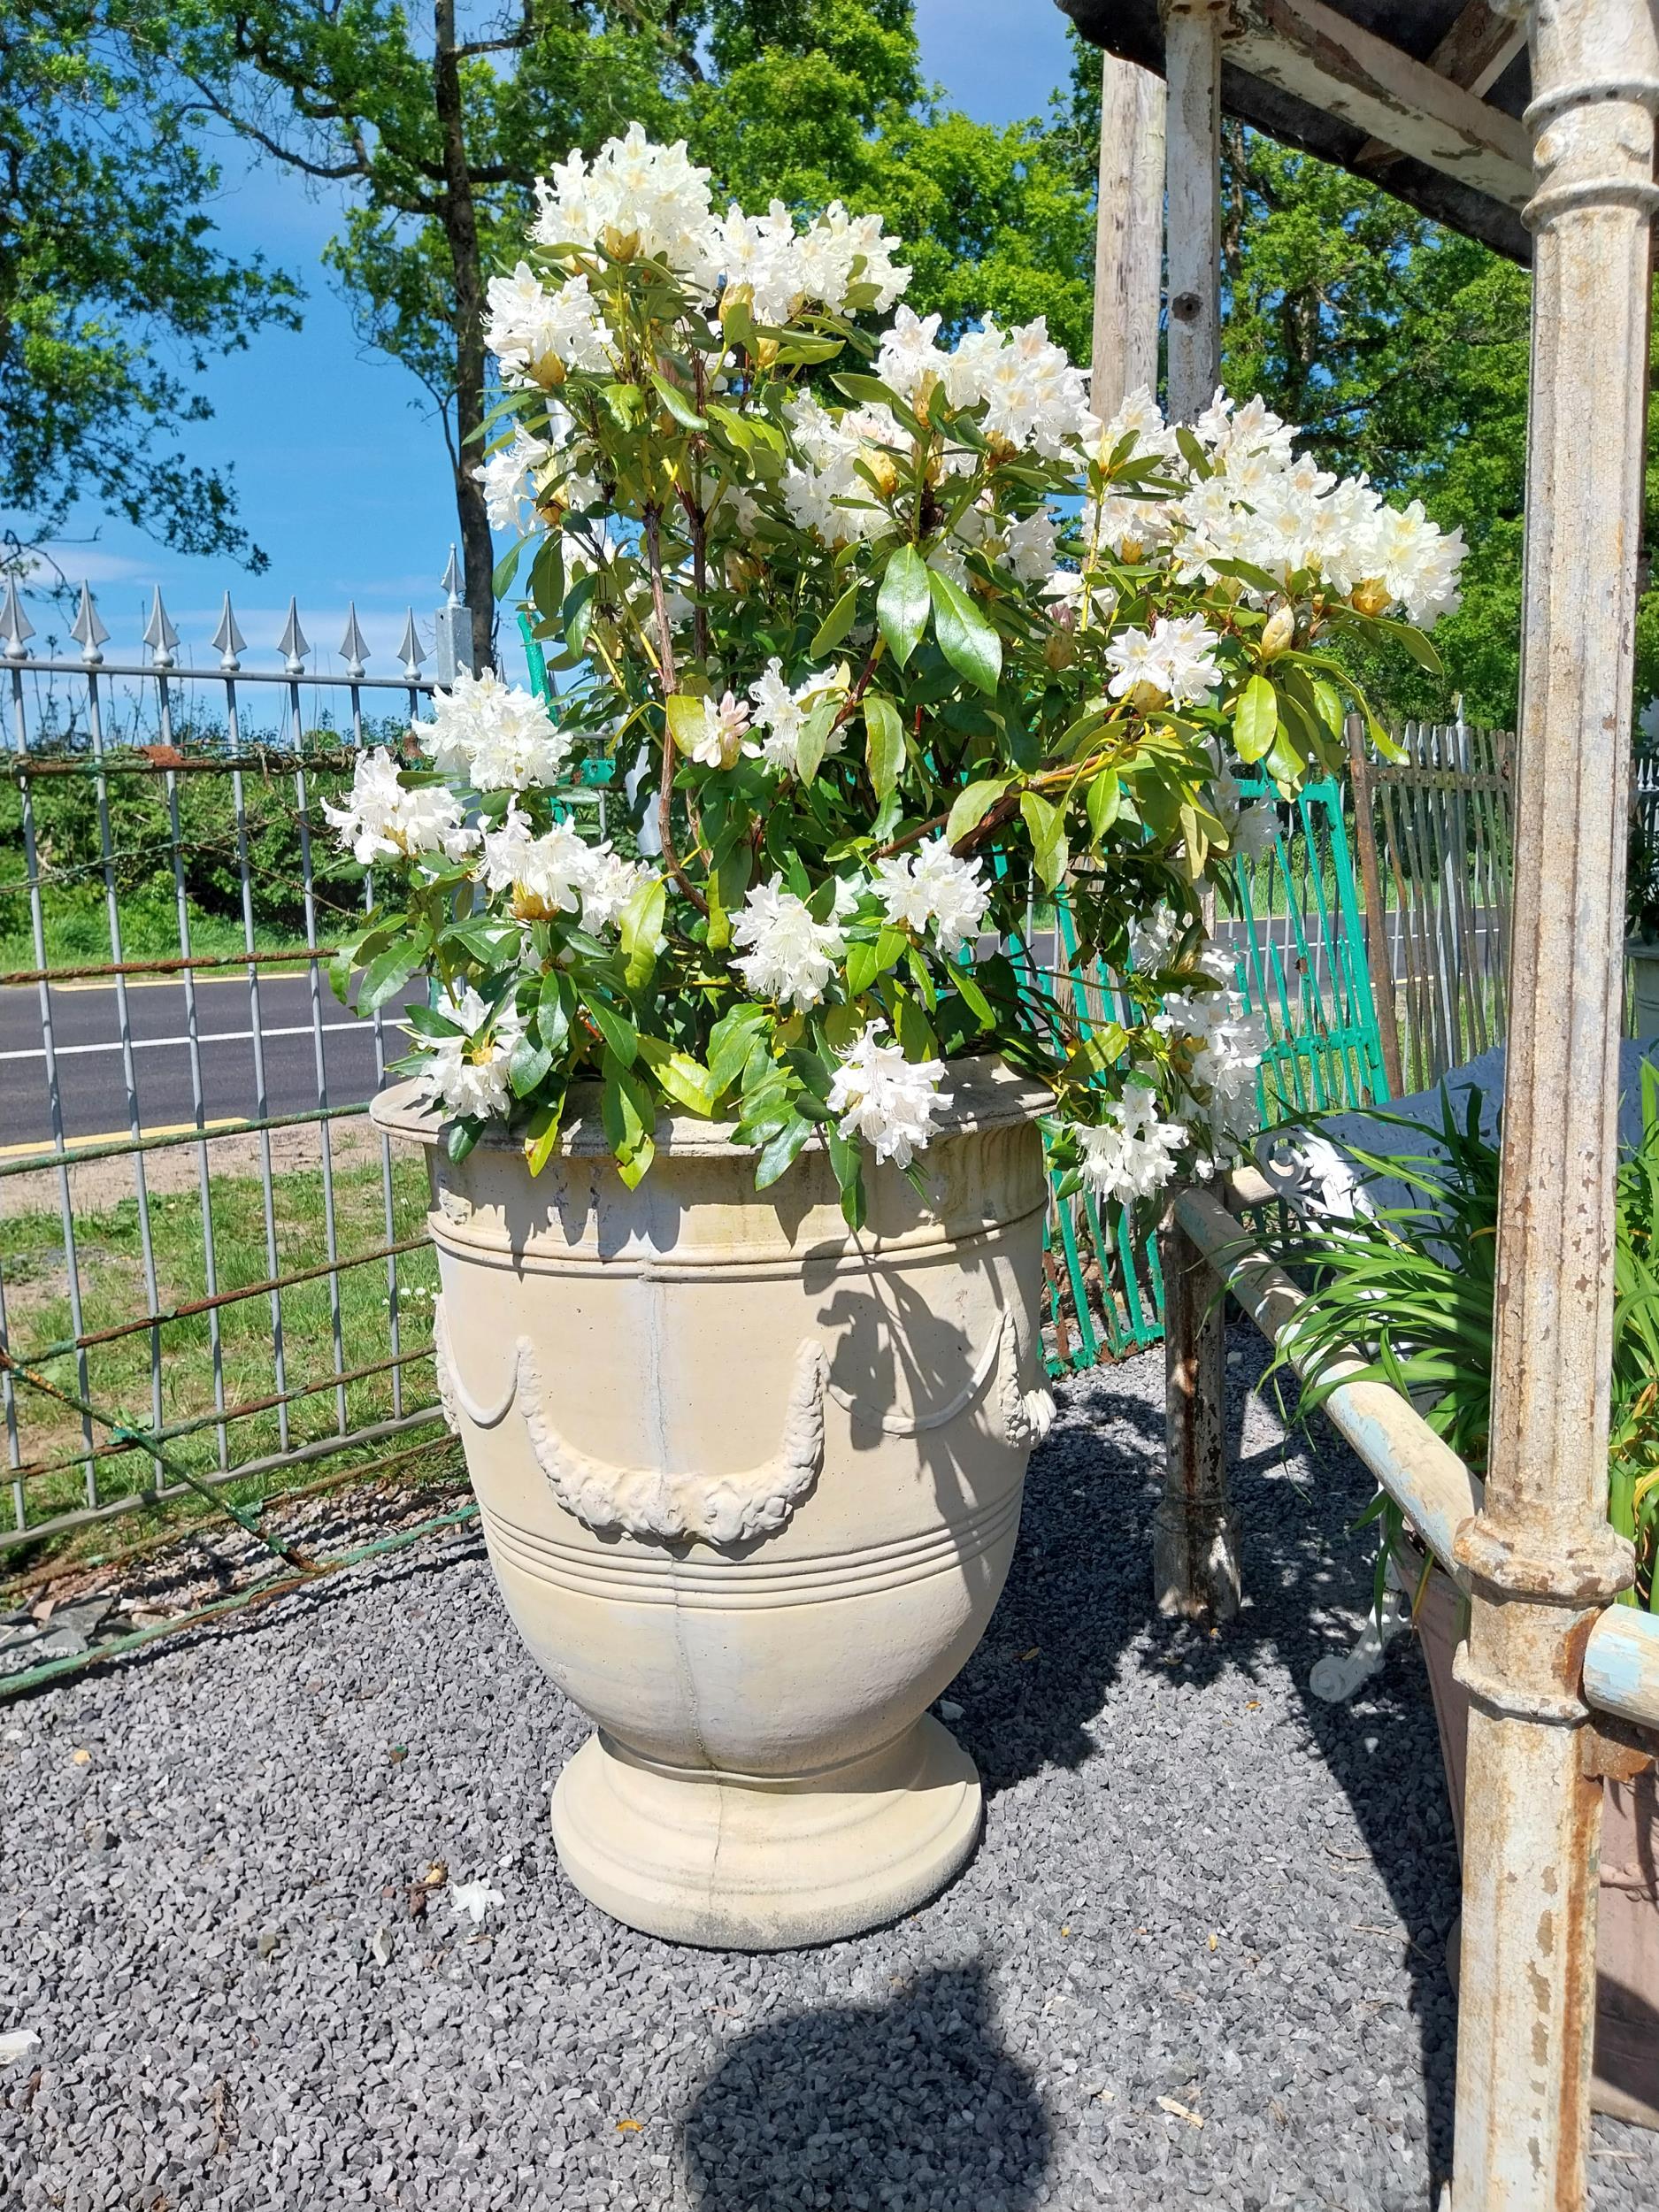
[{"x1": 0, "y1": 1020, "x2": 399, "y2": 1064}]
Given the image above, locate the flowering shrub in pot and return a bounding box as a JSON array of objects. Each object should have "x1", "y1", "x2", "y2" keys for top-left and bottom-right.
[{"x1": 340, "y1": 128, "x2": 1463, "y2": 1947}]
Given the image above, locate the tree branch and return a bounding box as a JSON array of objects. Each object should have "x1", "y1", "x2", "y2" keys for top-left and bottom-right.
[{"x1": 642, "y1": 505, "x2": 708, "y2": 916}]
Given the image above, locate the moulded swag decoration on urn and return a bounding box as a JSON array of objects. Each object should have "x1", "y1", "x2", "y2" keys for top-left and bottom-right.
[{"x1": 329, "y1": 125, "x2": 1463, "y2": 1231}]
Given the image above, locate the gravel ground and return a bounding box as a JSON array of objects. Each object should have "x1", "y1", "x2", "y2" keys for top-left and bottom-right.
[{"x1": 3, "y1": 1330, "x2": 1655, "y2": 2212}]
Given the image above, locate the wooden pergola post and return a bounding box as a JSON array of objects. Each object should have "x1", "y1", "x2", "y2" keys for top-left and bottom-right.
[
  {"x1": 1161, "y1": 0, "x2": 1228, "y2": 422},
  {"x1": 1450, "y1": 0, "x2": 1659, "y2": 2201},
  {"x1": 1091, "y1": 54, "x2": 1166, "y2": 419},
  {"x1": 1154, "y1": 0, "x2": 1240, "y2": 1622}
]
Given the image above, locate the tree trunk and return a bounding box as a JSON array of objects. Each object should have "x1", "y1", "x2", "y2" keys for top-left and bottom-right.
[{"x1": 433, "y1": 0, "x2": 495, "y2": 672}]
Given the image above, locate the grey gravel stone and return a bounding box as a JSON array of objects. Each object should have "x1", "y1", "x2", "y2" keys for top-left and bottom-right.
[{"x1": 1, "y1": 1329, "x2": 1654, "y2": 2210}]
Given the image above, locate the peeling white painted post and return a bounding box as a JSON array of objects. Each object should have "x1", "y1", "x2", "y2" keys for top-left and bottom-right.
[
  {"x1": 1450, "y1": 2, "x2": 1659, "y2": 2203},
  {"x1": 1161, "y1": 0, "x2": 1228, "y2": 423},
  {"x1": 1156, "y1": 1203, "x2": 1241, "y2": 1623},
  {"x1": 1091, "y1": 53, "x2": 1167, "y2": 419},
  {"x1": 1156, "y1": 3, "x2": 1237, "y2": 1622}
]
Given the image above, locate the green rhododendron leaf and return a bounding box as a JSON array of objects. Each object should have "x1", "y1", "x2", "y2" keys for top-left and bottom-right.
[
  {"x1": 864, "y1": 695, "x2": 905, "y2": 797},
  {"x1": 944, "y1": 776, "x2": 1010, "y2": 849},
  {"x1": 926, "y1": 570, "x2": 1002, "y2": 695},
  {"x1": 878, "y1": 546, "x2": 931, "y2": 669},
  {"x1": 1234, "y1": 674, "x2": 1279, "y2": 764}
]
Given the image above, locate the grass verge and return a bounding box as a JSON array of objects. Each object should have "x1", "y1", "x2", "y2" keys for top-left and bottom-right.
[{"x1": 2, "y1": 1154, "x2": 444, "y2": 1586}]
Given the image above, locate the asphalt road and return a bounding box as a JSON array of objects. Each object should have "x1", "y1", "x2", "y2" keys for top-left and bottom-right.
[{"x1": 0, "y1": 975, "x2": 415, "y2": 1151}]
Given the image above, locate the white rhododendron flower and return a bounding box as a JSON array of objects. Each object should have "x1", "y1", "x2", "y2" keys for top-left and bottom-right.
[
  {"x1": 484, "y1": 264, "x2": 613, "y2": 386},
  {"x1": 419, "y1": 987, "x2": 523, "y2": 1121},
  {"x1": 827, "y1": 1024, "x2": 952, "y2": 1168},
  {"x1": 580, "y1": 847, "x2": 653, "y2": 933},
  {"x1": 1105, "y1": 614, "x2": 1224, "y2": 706},
  {"x1": 683, "y1": 690, "x2": 756, "y2": 770},
  {"x1": 323, "y1": 749, "x2": 475, "y2": 868},
  {"x1": 419, "y1": 670, "x2": 572, "y2": 791},
  {"x1": 948, "y1": 316, "x2": 1089, "y2": 458},
  {"x1": 1159, "y1": 988, "x2": 1270, "y2": 1139},
  {"x1": 533, "y1": 125, "x2": 715, "y2": 272},
  {"x1": 1000, "y1": 509, "x2": 1058, "y2": 582},
  {"x1": 732, "y1": 879, "x2": 844, "y2": 1010},
  {"x1": 780, "y1": 393, "x2": 904, "y2": 547},
  {"x1": 746, "y1": 658, "x2": 850, "y2": 771},
  {"x1": 1076, "y1": 1084, "x2": 1187, "y2": 1205},
  {"x1": 1212, "y1": 770, "x2": 1279, "y2": 864},
  {"x1": 449, "y1": 1878, "x2": 506, "y2": 1927},
  {"x1": 475, "y1": 423, "x2": 552, "y2": 530},
  {"x1": 1128, "y1": 908, "x2": 1179, "y2": 975},
  {"x1": 791, "y1": 202, "x2": 910, "y2": 313},
  {"x1": 874, "y1": 837, "x2": 989, "y2": 957},
  {"x1": 878, "y1": 306, "x2": 951, "y2": 403},
  {"x1": 703, "y1": 199, "x2": 910, "y2": 323},
  {"x1": 479, "y1": 803, "x2": 591, "y2": 917}
]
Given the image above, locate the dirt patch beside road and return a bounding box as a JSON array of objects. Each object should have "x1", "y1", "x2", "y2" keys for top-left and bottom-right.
[{"x1": 1, "y1": 1114, "x2": 394, "y2": 1218}]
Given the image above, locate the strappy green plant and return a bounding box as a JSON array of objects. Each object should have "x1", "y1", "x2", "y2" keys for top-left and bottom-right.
[{"x1": 1259, "y1": 1071, "x2": 1659, "y2": 1613}]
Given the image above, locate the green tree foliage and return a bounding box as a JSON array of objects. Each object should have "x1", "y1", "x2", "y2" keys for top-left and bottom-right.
[
  {"x1": 160, "y1": 1, "x2": 1097, "y2": 666},
  {"x1": 0, "y1": 4, "x2": 301, "y2": 570}
]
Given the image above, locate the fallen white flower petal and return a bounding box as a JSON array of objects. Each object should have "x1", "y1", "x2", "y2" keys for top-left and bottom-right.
[
  {"x1": 0, "y1": 2027, "x2": 42, "y2": 2063},
  {"x1": 450, "y1": 1879, "x2": 505, "y2": 1926}
]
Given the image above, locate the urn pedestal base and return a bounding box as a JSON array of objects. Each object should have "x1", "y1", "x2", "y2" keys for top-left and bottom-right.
[{"x1": 549, "y1": 1716, "x2": 981, "y2": 1950}]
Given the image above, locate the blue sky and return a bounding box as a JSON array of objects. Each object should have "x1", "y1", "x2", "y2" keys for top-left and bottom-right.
[{"x1": 9, "y1": 2, "x2": 1079, "y2": 683}]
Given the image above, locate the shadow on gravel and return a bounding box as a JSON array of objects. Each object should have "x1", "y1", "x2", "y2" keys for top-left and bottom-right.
[
  {"x1": 950, "y1": 1330, "x2": 1462, "y2": 2184},
  {"x1": 680, "y1": 1962, "x2": 1049, "y2": 2212}
]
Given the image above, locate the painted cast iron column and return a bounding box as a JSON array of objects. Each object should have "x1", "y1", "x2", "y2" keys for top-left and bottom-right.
[
  {"x1": 1161, "y1": 0, "x2": 1229, "y2": 423},
  {"x1": 1451, "y1": 1, "x2": 1659, "y2": 2202},
  {"x1": 1091, "y1": 53, "x2": 1167, "y2": 419}
]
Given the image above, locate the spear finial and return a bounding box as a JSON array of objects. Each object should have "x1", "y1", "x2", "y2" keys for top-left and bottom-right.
[
  {"x1": 211, "y1": 593, "x2": 247, "y2": 672},
  {"x1": 72, "y1": 584, "x2": 111, "y2": 666},
  {"x1": 142, "y1": 588, "x2": 180, "y2": 670},
  {"x1": 276, "y1": 597, "x2": 310, "y2": 676},
  {"x1": 0, "y1": 580, "x2": 33, "y2": 661},
  {"x1": 396, "y1": 608, "x2": 425, "y2": 680},
  {"x1": 338, "y1": 603, "x2": 371, "y2": 680}
]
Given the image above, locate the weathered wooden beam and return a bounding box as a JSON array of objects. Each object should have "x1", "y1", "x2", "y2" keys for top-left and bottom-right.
[
  {"x1": 1230, "y1": 0, "x2": 1534, "y2": 210},
  {"x1": 1091, "y1": 52, "x2": 1166, "y2": 419},
  {"x1": 1354, "y1": 0, "x2": 1528, "y2": 173},
  {"x1": 1451, "y1": 0, "x2": 1659, "y2": 2202},
  {"x1": 1163, "y1": 0, "x2": 1227, "y2": 423}
]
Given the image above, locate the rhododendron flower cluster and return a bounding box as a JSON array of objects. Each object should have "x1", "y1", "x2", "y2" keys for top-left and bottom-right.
[
  {"x1": 827, "y1": 1025, "x2": 952, "y2": 1168},
  {"x1": 330, "y1": 129, "x2": 1462, "y2": 1223}
]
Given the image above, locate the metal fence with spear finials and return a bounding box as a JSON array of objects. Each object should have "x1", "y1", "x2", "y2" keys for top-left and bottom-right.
[{"x1": 0, "y1": 565, "x2": 483, "y2": 1556}]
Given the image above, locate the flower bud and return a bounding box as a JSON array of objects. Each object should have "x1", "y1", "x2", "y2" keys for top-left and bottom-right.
[
  {"x1": 1127, "y1": 680, "x2": 1167, "y2": 713},
  {"x1": 1350, "y1": 578, "x2": 1393, "y2": 618},
  {"x1": 1044, "y1": 629, "x2": 1079, "y2": 671},
  {"x1": 1259, "y1": 602, "x2": 1295, "y2": 659},
  {"x1": 861, "y1": 447, "x2": 900, "y2": 497}
]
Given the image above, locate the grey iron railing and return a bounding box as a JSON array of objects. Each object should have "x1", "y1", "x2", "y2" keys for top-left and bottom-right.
[{"x1": 0, "y1": 564, "x2": 480, "y2": 1552}]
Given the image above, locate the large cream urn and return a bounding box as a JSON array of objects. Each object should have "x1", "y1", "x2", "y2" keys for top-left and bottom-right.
[{"x1": 372, "y1": 1058, "x2": 1053, "y2": 1949}]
